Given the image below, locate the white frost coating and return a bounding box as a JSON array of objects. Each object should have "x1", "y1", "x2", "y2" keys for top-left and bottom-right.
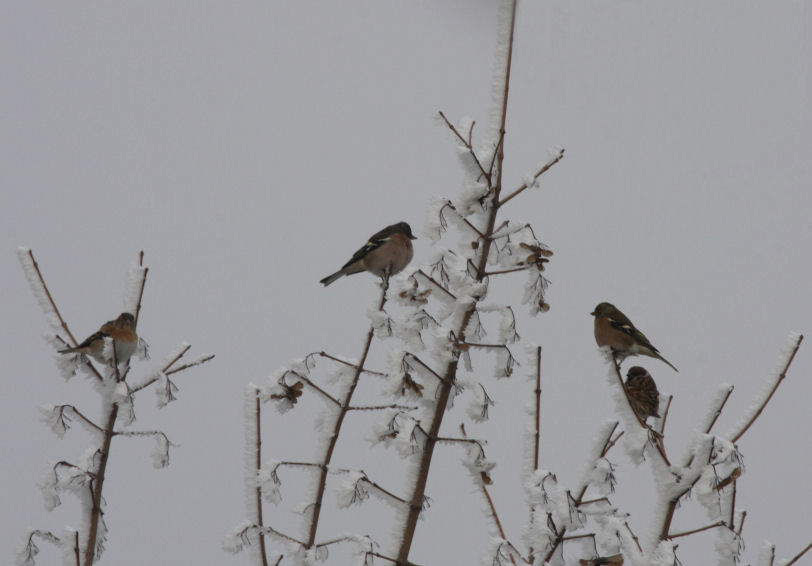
[
  {"x1": 112, "y1": 381, "x2": 134, "y2": 426},
  {"x1": 155, "y1": 372, "x2": 178, "y2": 407},
  {"x1": 481, "y1": 537, "x2": 520, "y2": 566},
  {"x1": 650, "y1": 539, "x2": 677, "y2": 566},
  {"x1": 335, "y1": 471, "x2": 368, "y2": 509},
  {"x1": 367, "y1": 307, "x2": 393, "y2": 339},
  {"x1": 424, "y1": 197, "x2": 451, "y2": 242},
  {"x1": 16, "y1": 247, "x2": 63, "y2": 333},
  {"x1": 258, "y1": 460, "x2": 282, "y2": 505},
  {"x1": 121, "y1": 255, "x2": 147, "y2": 316},
  {"x1": 522, "y1": 266, "x2": 548, "y2": 316},
  {"x1": 152, "y1": 433, "x2": 170, "y2": 468},
  {"x1": 694, "y1": 465, "x2": 722, "y2": 516},
  {"x1": 394, "y1": 415, "x2": 422, "y2": 458},
  {"x1": 524, "y1": 469, "x2": 582, "y2": 532},
  {"x1": 498, "y1": 306, "x2": 519, "y2": 344},
  {"x1": 39, "y1": 466, "x2": 62, "y2": 511},
  {"x1": 696, "y1": 384, "x2": 734, "y2": 437},
  {"x1": 242, "y1": 386, "x2": 261, "y2": 519},
  {"x1": 222, "y1": 520, "x2": 253, "y2": 553},
  {"x1": 237, "y1": 385, "x2": 272, "y2": 564},
  {"x1": 492, "y1": 346, "x2": 516, "y2": 378},
  {"x1": 460, "y1": 441, "x2": 495, "y2": 486},
  {"x1": 481, "y1": 0, "x2": 516, "y2": 152},
  {"x1": 713, "y1": 527, "x2": 742, "y2": 566},
  {"x1": 725, "y1": 332, "x2": 802, "y2": 441},
  {"x1": 593, "y1": 516, "x2": 622, "y2": 557},
  {"x1": 756, "y1": 542, "x2": 775, "y2": 566},
  {"x1": 577, "y1": 421, "x2": 620, "y2": 495},
  {"x1": 40, "y1": 405, "x2": 69, "y2": 438},
  {"x1": 583, "y1": 457, "x2": 615, "y2": 497},
  {"x1": 345, "y1": 533, "x2": 378, "y2": 566},
  {"x1": 466, "y1": 383, "x2": 493, "y2": 423},
  {"x1": 290, "y1": 355, "x2": 317, "y2": 377},
  {"x1": 135, "y1": 337, "x2": 150, "y2": 360}
]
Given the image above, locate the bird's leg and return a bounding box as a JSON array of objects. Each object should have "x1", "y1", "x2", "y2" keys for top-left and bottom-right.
[{"x1": 380, "y1": 264, "x2": 392, "y2": 289}]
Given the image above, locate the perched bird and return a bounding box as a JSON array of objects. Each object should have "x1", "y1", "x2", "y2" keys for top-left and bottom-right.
[
  {"x1": 625, "y1": 366, "x2": 661, "y2": 421},
  {"x1": 58, "y1": 312, "x2": 138, "y2": 365},
  {"x1": 591, "y1": 302, "x2": 678, "y2": 372},
  {"x1": 320, "y1": 221, "x2": 417, "y2": 286}
]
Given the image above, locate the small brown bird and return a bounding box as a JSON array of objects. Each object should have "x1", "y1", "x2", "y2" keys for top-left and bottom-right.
[
  {"x1": 58, "y1": 312, "x2": 138, "y2": 365},
  {"x1": 624, "y1": 366, "x2": 661, "y2": 421},
  {"x1": 591, "y1": 302, "x2": 678, "y2": 372},
  {"x1": 320, "y1": 221, "x2": 417, "y2": 286}
]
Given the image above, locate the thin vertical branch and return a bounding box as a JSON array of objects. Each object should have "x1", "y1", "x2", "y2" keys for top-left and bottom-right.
[
  {"x1": 84, "y1": 403, "x2": 119, "y2": 566},
  {"x1": 533, "y1": 346, "x2": 542, "y2": 471},
  {"x1": 728, "y1": 479, "x2": 737, "y2": 529},
  {"x1": 396, "y1": 7, "x2": 519, "y2": 562},
  {"x1": 493, "y1": 0, "x2": 517, "y2": 195},
  {"x1": 255, "y1": 392, "x2": 269, "y2": 566},
  {"x1": 305, "y1": 279, "x2": 390, "y2": 548},
  {"x1": 74, "y1": 531, "x2": 80, "y2": 566}
]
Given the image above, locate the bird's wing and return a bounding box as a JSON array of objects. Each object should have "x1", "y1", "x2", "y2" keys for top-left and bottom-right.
[
  {"x1": 70, "y1": 330, "x2": 108, "y2": 350},
  {"x1": 607, "y1": 317, "x2": 661, "y2": 354},
  {"x1": 341, "y1": 234, "x2": 390, "y2": 269}
]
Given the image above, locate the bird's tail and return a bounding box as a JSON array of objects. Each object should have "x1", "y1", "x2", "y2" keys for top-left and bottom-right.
[
  {"x1": 320, "y1": 269, "x2": 345, "y2": 286},
  {"x1": 656, "y1": 353, "x2": 679, "y2": 373}
]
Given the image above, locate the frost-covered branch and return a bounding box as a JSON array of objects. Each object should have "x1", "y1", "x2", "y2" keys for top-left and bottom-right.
[{"x1": 728, "y1": 333, "x2": 803, "y2": 443}]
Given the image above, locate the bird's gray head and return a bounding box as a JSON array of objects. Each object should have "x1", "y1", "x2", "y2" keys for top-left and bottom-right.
[
  {"x1": 393, "y1": 221, "x2": 417, "y2": 240},
  {"x1": 590, "y1": 302, "x2": 615, "y2": 317},
  {"x1": 118, "y1": 312, "x2": 136, "y2": 325}
]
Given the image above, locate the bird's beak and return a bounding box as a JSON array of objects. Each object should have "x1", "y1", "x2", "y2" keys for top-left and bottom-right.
[
  {"x1": 410, "y1": 235, "x2": 417, "y2": 240},
  {"x1": 590, "y1": 310, "x2": 596, "y2": 316}
]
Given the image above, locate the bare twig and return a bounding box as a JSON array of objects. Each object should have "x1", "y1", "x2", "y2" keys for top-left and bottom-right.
[
  {"x1": 625, "y1": 521, "x2": 642, "y2": 553},
  {"x1": 348, "y1": 404, "x2": 418, "y2": 412},
  {"x1": 736, "y1": 510, "x2": 746, "y2": 536},
  {"x1": 498, "y1": 148, "x2": 565, "y2": 207},
  {"x1": 437, "y1": 111, "x2": 490, "y2": 181},
  {"x1": 785, "y1": 540, "x2": 812, "y2": 566},
  {"x1": 166, "y1": 355, "x2": 215, "y2": 376},
  {"x1": 657, "y1": 394, "x2": 673, "y2": 436},
  {"x1": 131, "y1": 251, "x2": 148, "y2": 326},
  {"x1": 413, "y1": 269, "x2": 458, "y2": 301},
  {"x1": 51, "y1": 404, "x2": 103, "y2": 433},
  {"x1": 130, "y1": 347, "x2": 213, "y2": 393},
  {"x1": 317, "y1": 351, "x2": 386, "y2": 376},
  {"x1": 669, "y1": 520, "x2": 727, "y2": 539},
  {"x1": 292, "y1": 373, "x2": 341, "y2": 406}
]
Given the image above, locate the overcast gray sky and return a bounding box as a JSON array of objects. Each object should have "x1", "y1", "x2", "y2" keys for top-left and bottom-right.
[{"x1": 2, "y1": 2, "x2": 810, "y2": 565}]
